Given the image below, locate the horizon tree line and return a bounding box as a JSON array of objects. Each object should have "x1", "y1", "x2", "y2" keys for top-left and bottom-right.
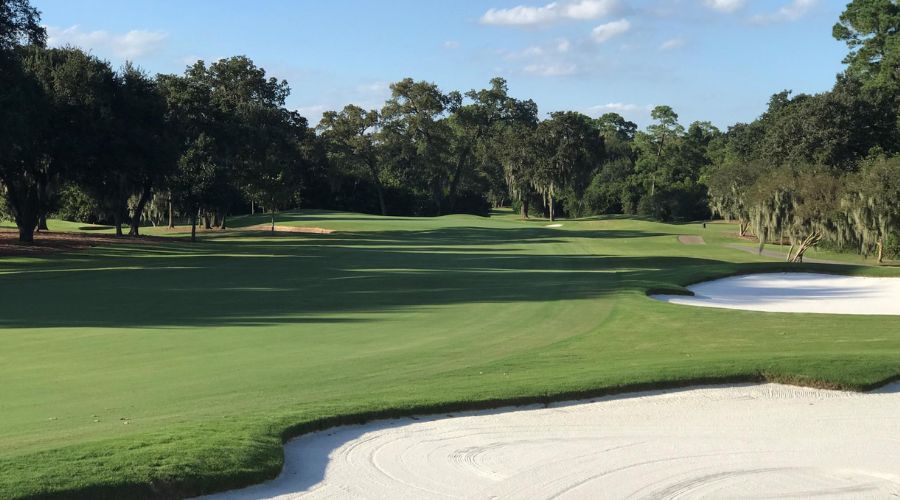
[{"x1": 1, "y1": 0, "x2": 899, "y2": 261}]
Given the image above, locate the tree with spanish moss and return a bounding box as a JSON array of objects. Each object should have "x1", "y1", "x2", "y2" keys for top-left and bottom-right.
[
  {"x1": 844, "y1": 156, "x2": 900, "y2": 263},
  {"x1": 533, "y1": 112, "x2": 603, "y2": 222},
  {"x1": 318, "y1": 105, "x2": 387, "y2": 215}
]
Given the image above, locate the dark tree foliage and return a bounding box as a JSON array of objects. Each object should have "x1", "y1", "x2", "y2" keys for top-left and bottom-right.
[
  {"x1": 833, "y1": 0, "x2": 900, "y2": 90},
  {"x1": 700, "y1": 0, "x2": 900, "y2": 262},
  {"x1": 0, "y1": 0, "x2": 45, "y2": 51},
  {"x1": 1, "y1": 0, "x2": 898, "y2": 261}
]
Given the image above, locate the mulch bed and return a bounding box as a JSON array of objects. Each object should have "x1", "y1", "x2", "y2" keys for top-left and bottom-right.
[{"x1": 0, "y1": 229, "x2": 169, "y2": 257}]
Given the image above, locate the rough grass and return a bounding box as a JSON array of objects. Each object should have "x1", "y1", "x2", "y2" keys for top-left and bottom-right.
[{"x1": 1, "y1": 210, "x2": 898, "y2": 499}]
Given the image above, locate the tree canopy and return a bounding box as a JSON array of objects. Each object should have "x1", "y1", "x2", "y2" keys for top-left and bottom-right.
[{"x1": 1, "y1": 0, "x2": 899, "y2": 262}]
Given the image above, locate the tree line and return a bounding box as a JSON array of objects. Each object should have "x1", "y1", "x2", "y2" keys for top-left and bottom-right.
[
  {"x1": 707, "y1": 0, "x2": 900, "y2": 263},
  {"x1": 1, "y1": 0, "x2": 898, "y2": 262}
]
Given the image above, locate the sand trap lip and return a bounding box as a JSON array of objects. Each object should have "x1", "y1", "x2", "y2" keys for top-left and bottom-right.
[
  {"x1": 653, "y1": 272, "x2": 900, "y2": 315},
  {"x1": 198, "y1": 382, "x2": 900, "y2": 499}
]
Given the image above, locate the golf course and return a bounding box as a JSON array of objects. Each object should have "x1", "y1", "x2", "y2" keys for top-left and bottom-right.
[
  {"x1": 1, "y1": 210, "x2": 899, "y2": 498},
  {"x1": 4, "y1": 0, "x2": 900, "y2": 497}
]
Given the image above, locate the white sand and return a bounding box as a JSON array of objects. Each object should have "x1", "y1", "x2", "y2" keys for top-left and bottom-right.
[
  {"x1": 653, "y1": 272, "x2": 900, "y2": 315},
  {"x1": 201, "y1": 383, "x2": 900, "y2": 499}
]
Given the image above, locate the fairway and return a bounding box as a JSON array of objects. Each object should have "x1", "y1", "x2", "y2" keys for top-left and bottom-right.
[{"x1": 1, "y1": 211, "x2": 899, "y2": 499}]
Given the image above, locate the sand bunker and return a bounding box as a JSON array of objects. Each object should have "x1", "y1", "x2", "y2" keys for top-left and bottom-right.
[
  {"x1": 677, "y1": 235, "x2": 705, "y2": 245},
  {"x1": 201, "y1": 383, "x2": 900, "y2": 499},
  {"x1": 653, "y1": 272, "x2": 900, "y2": 315},
  {"x1": 244, "y1": 225, "x2": 334, "y2": 234}
]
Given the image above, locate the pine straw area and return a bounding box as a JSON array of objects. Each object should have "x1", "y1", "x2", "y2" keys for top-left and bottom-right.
[{"x1": 0, "y1": 230, "x2": 167, "y2": 257}]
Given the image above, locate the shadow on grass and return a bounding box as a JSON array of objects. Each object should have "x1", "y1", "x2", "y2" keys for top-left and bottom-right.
[{"x1": 0, "y1": 225, "x2": 743, "y2": 329}]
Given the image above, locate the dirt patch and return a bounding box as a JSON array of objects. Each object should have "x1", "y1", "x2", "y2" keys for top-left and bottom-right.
[
  {"x1": 243, "y1": 224, "x2": 335, "y2": 234},
  {"x1": 677, "y1": 235, "x2": 705, "y2": 245},
  {"x1": 0, "y1": 230, "x2": 167, "y2": 257}
]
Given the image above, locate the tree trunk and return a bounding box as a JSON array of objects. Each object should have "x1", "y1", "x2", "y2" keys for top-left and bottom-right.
[
  {"x1": 113, "y1": 211, "x2": 123, "y2": 237},
  {"x1": 271, "y1": 210, "x2": 276, "y2": 232},
  {"x1": 35, "y1": 172, "x2": 54, "y2": 232},
  {"x1": 203, "y1": 212, "x2": 212, "y2": 230},
  {"x1": 877, "y1": 238, "x2": 884, "y2": 264},
  {"x1": 251, "y1": 200, "x2": 255, "y2": 215},
  {"x1": 376, "y1": 188, "x2": 387, "y2": 216},
  {"x1": 16, "y1": 201, "x2": 38, "y2": 243},
  {"x1": 789, "y1": 232, "x2": 820, "y2": 263},
  {"x1": 213, "y1": 209, "x2": 221, "y2": 228},
  {"x1": 129, "y1": 185, "x2": 152, "y2": 236},
  {"x1": 757, "y1": 227, "x2": 768, "y2": 255},
  {"x1": 549, "y1": 194, "x2": 555, "y2": 222},
  {"x1": 220, "y1": 212, "x2": 227, "y2": 230},
  {"x1": 366, "y1": 162, "x2": 388, "y2": 216},
  {"x1": 5, "y1": 182, "x2": 40, "y2": 243},
  {"x1": 447, "y1": 155, "x2": 466, "y2": 213},
  {"x1": 18, "y1": 224, "x2": 36, "y2": 243},
  {"x1": 521, "y1": 199, "x2": 529, "y2": 219},
  {"x1": 190, "y1": 213, "x2": 197, "y2": 242},
  {"x1": 168, "y1": 196, "x2": 175, "y2": 228},
  {"x1": 432, "y1": 184, "x2": 442, "y2": 216}
]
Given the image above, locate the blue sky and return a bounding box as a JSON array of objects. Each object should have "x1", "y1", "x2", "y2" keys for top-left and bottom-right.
[{"x1": 34, "y1": 0, "x2": 848, "y2": 129}]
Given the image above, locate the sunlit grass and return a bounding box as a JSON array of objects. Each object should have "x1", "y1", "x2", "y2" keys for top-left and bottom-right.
[{"x1": 0, "y1": 210, "x2": 898, "y2": 498}]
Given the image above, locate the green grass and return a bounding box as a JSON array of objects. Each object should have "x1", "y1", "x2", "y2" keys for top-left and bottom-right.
[{"x1": 1, "y1": 210, "x2": 898, "y2": 499}]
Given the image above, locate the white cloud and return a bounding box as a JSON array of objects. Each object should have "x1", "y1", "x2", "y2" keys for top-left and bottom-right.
[
  {"x1": 751, "y1": 0, "x2": 818, "y2": 24},
  {"x1": 481, "y1": 3, "x2": 558, "y2": 26},
  {"x1": 502, "y1": 37, "x2": 579, "y2": 75},
  {"x1": 703, "y1": 0, "x2": 745, "y2": 13},
  {"x1": 481, "y1": 0, "x2": 619, "y2": 26},
  {"x1": 46, "y1": 25, "x2": 168, "y2": 59},
  {"x1": 177, "y1": 55, "x2": 201, "y2": 67},
  {"x1": 562, "y1": 0, "x2": 618, "y2": 20},
  {"x1": 591, "y1": 19, "x2": 630, "y2": 43},
  {"x1": 586, "y1": 102, "x2": 652, "y2": 122},
  {"x1": 523, "y1": 62, "x2": 578, "y2": 76},
  {"x1": 297, "y1": 104, "x2": 329, "y2": 116},
  {"x1": 355, "y1": 81, "x2": 390, "y2": 95},
  {"x1": 443, "y1": 40, "x2": 460, "y2": 49},
  {"x1": 659, "y1": 37, "x2": 685, "y2": 50},
  {"x1": 519, "y1": 45, "x2": 547, "y2": 57},
  {"x1": 589, "y1": 102, "x2": 643, "y2": 113},
  {"x1": 505, "y1": 39, "x2": 572, "y2": 60}
]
